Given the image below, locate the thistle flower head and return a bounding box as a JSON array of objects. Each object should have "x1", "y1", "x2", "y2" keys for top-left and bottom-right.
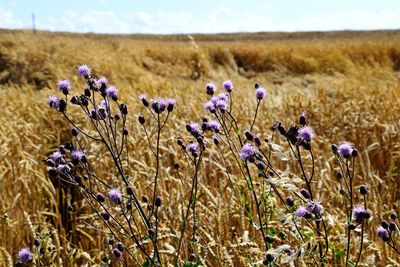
[
  {"x1": 18, "y1": 247, "x2": 33, "y2": 263},
  {"x1": 205, "y1": 82, "x2": 217, "y2": 95},
  {"x1": 50, "y1": 151, "x2": 63, "y2": 162},
  {"x1": 222, "y1": 80, "x2": 233, "y2": 92},
  {"x1": 106, "y1": 86, "x2": 118, "y2": 98},
  {"x1": 95, "y1": 76, "x2": 108, "y2": 87},
  {"x1": 240, "y1": 144, "x2": 255, "y2": 161},
  {"x1": 186, "y1": 142, "x2": 199, "y2": 154},
  {"x1": 71, "y1": 150, "x2": 86, "y2": 162},
  {"x1": 48, "y1": 95, "x2": 60, "y2": 109},
  {"x1": 216, "y1": 100, "x2": 227, "y2": 111},
  {"x1": 189, "y1": 122, "x2": 200, "y2": 133},
  {"x1": 167, "y1": 98, "x2": 176, "y2": 112},
  {"x1": 377, "y1": 225, "x2": 390, "y2": 241},
  {"x1": 298, "y1": 126, "x2": 315, "y2": 142},
  {"x1": 108, "y1": 188, "x2": 122, "y2": 204},
  {"x1": 255, "y1": 87, "x2": 266, "y2": 100},
  {"x1": 208, "y1": 120, "x2": 220, "y2": 132},
  {"x1": 295, "y1": 206, "x2": 308, "y2": 217},
  {"x1": 338, "y1": 142, "x2": 353, "y2": 158},
  {"x1": 352, "y1": 205, "x2": 366, "y2": 223},
  {"x1": 58, "y1": 79, "x2": 71, "y2": 94},
  {"x1": 306, "y1": 200, "x2": 323, "y2": 214},
  {"x1": 217, "y1": 93, "x2": 228, "y2": 102},
  {"x1": 204, "y1": 101, "x2": 215, "y2": 112},
  {"x1": 77, "y1": 64, "x2": 91, "y2": 77}
]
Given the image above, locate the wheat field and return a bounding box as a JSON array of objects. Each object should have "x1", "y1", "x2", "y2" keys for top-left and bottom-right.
[{"x1": 0, "y1": 29, "x2": 400, "y2": 266}]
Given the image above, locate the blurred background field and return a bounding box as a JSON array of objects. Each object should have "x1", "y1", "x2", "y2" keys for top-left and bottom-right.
[{"x1": 0, "y1": 29, "x2": 400, "y2": 265}]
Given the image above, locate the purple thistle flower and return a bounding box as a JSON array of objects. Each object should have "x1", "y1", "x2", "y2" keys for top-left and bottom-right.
[
  {"x1": 208, "y1": 120, "x2": 220, "y2": 132},
  {"x1": 71, "y1": 150, "x2": 86, "y2": 162},
  {"x1": 50, "y1": 151, "x2": 63, "y2": 162},
  {"x1": 18, "y1": 247, "x2": 33, "y2": 263},
  {"x1": 216, "y1": 100, "x2": 227, "y2": 111},
  {"x1": 77, "y1": 64, "x2": 91, "y2": 77},
  {"x1": 108, "y1": 188, "x2": 122, "y2": 204},
  {"x1": 255, "y1": 87, "x2": 266, "y2": 100},
  {"x1": 158, "y1": 99, "x2": 167, "y2": 111},
  {"x1": 95, "y1": 76, "x2": 108, "y2": 87},
  {"x1": 48, "y1": 95, "x2": 60, "y2": 109},
  {"x1": 352, "y1": 205, "x2": 366, "y2": 223},
  {"x1": 377, "y1": 225, "x2": 390, "y2": 241},
  {"x1": 58, "y1": 79, "x2": 71, "y2": 94},
  {"x1": 306, "y1": 200, "x2": 323, "y2": 214},
  {"x1": 189, "y1": 122, "x2": 200, "y2": 133},
  {"x1": 222, "y1": 80, "x2": 233, "y2": 92},
  {"x1": 167, "y1": 98, "x2": 176, "y2": 112},
  {"x1": 298, "y1": 126, "x2": 315, "y2": 142},
  {"x1": 106, "y1": 86, "x2": 118, "y2": 98},
  {"x1": 99, "y1": 98, "x2": 108, "y2": 108},
  {"x1": 217, "y1": 93, "x2": 229, "y2": 102},
  {"x1": 240, "y1": 144, "x2": 255, "y2": 161},
  {"x1": 186, "y1": 142, "x2": 199, "y2": 154},
  {"x1": 338, "y1": 142, "x2": 353, "y2": 158},
  {"x1": 295, "y1": 206, "x2": 307, "y2": 217},
  {"x1": 205, "y1": 82, "x2": 217, "y2": 95},
  {"x1": 204, "y1": 101, "x2": 215, "y2": 112}
]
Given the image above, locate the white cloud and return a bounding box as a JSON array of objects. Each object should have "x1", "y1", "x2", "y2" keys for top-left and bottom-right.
[
  {"x1": 0, "y1": 5, "x2": 26, "y2": 29},
  {"x1": 1, "y1": 4, "x2": 400, "y2": 34}
]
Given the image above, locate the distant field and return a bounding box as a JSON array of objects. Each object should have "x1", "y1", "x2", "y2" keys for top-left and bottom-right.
[{"x1": 0, "y1": 29, "x2": 399, "y2": 266}]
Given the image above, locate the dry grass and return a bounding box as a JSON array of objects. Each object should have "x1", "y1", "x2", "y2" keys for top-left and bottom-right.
[{"x1": 0, "y1": 29, "x2": 400, "y2": 266}]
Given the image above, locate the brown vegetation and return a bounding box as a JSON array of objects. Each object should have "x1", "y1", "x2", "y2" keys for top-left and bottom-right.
[{"x1": 0, "y1": 29, "x2": 399, "y2": 266}]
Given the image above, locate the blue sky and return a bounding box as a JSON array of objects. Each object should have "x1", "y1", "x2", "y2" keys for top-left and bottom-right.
[{"x1": 1, "y1": 0, "x2": 400, "y2": 34}]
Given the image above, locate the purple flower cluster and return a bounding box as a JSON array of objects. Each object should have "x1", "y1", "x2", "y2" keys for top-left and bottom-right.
[
  {"x1": 338, "y1": 142, "x2": 353, "y2": 158},
  {"x1": 58, "y1": 79, "x2": 72, "y2": 95},
  {"x1": 298, "y1": 126, "x2": 315, "y2": 142},
  {"x1": 77, "y1": 64, "x2": 91, "y2": 77},
  {"x1": 351, "y1": 206, "x2": 371, "y2": 224},
  {"x1": 240, "y1": 144, "x2": 255, "y2": 162},
  {"x1": 108, "y1": 188, "x2": 122, "y2": 204},
  {"x1": 48, "y1": 95, "x2": 60, "y2": 109},
  {"x1": 18, "y1": 247, "x2": 33, "y2": 263},
  {"x1": 255, "y1": 86, "x2": 266, "y2": 100},
  {"x1": 223, "y1": 80, "x2": 233, "y2": 92}
]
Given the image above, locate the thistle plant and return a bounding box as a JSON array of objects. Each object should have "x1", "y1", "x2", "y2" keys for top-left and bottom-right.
[
  {"x1": 17, "y1": 65, "x2": 399, "y2": 266},
  {"x1": 38, "y1": 65, "x2": 176, "y2": 266}
]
